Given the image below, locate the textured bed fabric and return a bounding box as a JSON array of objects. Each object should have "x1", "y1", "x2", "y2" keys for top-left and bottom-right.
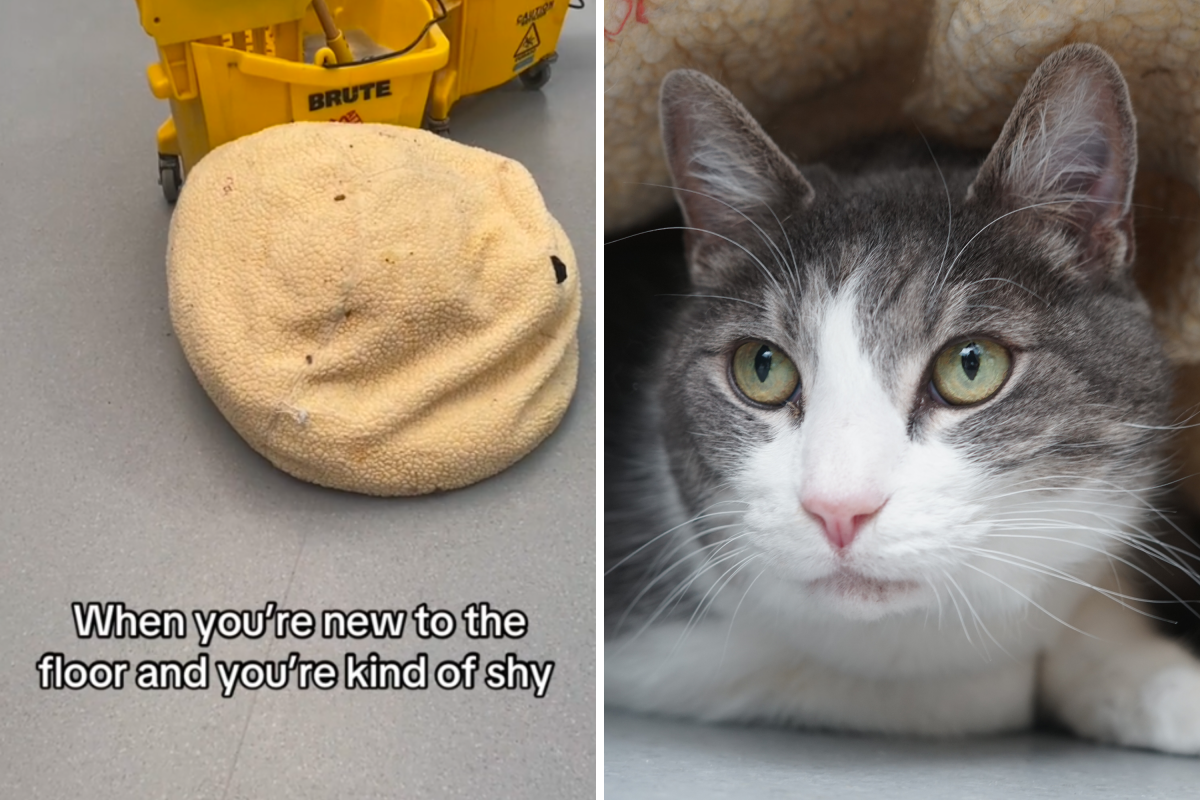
[{"x1": 605, "y1": 0, "x2": 1200, "y2": 238}]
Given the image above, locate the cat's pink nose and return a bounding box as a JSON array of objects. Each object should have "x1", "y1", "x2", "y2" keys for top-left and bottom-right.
[{"x1": 801, "y1": 493, "x2": 887, "y2": 551}]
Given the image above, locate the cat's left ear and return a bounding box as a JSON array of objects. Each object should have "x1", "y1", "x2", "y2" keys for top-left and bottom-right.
[
  {"x1": 968, "y1": 44, "x2": 1137, "y2": 280},
  {"x1": 660, "y1": 70, "x2": 814, "y2": 282}
]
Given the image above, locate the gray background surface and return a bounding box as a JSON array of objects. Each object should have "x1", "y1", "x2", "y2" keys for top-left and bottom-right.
[
  {"x1": 0, "y1": 2, "x2": 595, "y2": 798},
  {"x1": 606, "y1": 711, "x2": 1200, "y2": 798}
]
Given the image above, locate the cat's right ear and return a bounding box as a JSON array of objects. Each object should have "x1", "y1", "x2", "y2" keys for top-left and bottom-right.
[
  {"x1": 660, "y1": 70, "x2": 813, "y2": 284},
  {"x1": 966, "y1": 44, "x2": 1138, "y2": 282}
]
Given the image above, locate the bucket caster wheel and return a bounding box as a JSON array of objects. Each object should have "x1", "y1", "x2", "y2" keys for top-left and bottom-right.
[
  {"x1": 159, "y1": 153, "x2": 182, "y2": 204},
  {"x1": 424, "y1": 116, "x2": 451, "y2": 138},
  {"x1": 519, "y1": 59, "x2": 552, "y2": 90}
]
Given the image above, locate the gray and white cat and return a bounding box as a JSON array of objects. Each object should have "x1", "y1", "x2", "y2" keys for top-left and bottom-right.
[{"x1": 605, "y1": 44, "x2": 1200, "y2": 753}]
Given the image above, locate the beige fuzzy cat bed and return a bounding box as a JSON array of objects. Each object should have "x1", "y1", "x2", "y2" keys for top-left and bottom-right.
[
  {"x1": 605, "y1": 0, "x2": 1200, "y2": 498},
  {"x1": 168, "y1": 123, "x2": 581, "y2": 496}
]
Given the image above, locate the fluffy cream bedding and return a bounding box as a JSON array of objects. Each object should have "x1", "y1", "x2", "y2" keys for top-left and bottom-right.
[{"x1": 169, "y1": 123, "x2": 581, "y2": 496}]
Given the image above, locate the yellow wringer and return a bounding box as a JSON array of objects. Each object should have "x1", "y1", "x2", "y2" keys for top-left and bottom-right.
[{"x1": 133, "y1": 0, "x2": 580, "y2": 201}]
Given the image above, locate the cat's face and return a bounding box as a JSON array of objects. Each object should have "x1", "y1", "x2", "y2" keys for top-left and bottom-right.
[{"x1": 655, "y1": 49, "x2": 1169, "y2": 624}]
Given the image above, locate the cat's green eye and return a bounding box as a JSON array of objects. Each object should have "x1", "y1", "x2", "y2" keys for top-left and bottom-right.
[
  {"x1": 932, "y1": 339, "x2": 1011, "y2": 406},
  {"x1": 731, "y1": 340, "x2": 800, "y2": 406}
]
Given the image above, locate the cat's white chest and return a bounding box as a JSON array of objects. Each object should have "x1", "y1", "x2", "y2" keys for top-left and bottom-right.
[{"x1": 606, "y1": 579, "x2": 1091, "y2": 735}]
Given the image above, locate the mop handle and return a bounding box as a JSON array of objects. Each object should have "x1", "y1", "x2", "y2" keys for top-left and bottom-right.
[{"x1": 312, "y1": 0, "x2": 354, "y2": 64}]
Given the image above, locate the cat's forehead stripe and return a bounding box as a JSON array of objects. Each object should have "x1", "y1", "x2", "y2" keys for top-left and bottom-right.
[
  {"x1": 793, "y1": 270, "x2": 930, "y2": 408},
  {"x1": 812, "y1": 285, "x2": 902, "y2": 415}
]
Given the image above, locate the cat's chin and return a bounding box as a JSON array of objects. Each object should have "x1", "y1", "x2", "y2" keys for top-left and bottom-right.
[{"x1": 806, "y1": 568, "x2": 923, "y2": 619}]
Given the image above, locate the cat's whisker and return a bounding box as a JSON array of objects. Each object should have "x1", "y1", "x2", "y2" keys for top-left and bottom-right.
[
  {"x1": 645, "y1": 522, "x2": 748, "y2": 574},
  {"x1": 989, "y1": 502, "x2": 1181, "y2": 539},
  {"x1": 638, "y1": 182, "x2": 793, "y2": 279},
  {"x1": 1121, "y1": 421, "x2": 1200, "y2": 431},
  {"x1": 954, "y1": 561, "x2": 1102, "y2": 640},
  {"x1": 979, "y1": 491, "x2": 1195, "y2": 554},
  {"x1": 1024, "y1": 473, "x2": 1200, "y2": 552},
  {"x1": 623, "y1": 545, "x2": 753, "y2": 644},
  {"x1": 983, "y1": 533, "x2": 1200, "y2": 618},
  {"x1": 987, "y1": 506, "x2": 1152, "y2": 529},
  {"x1": 606, "y1": 504, "x2": 748, "y2": 575},
  {"x1": 935, "y1": 566, "x2": 978, "y2": 650},
  {"x1": 615, "y1": 549, "x2": 743, "y2": 641},
  {"x1": 985, "y1": 520, "x2": 1196, "y2": 566},
  {"x1": 985, "y1": 523, "x2": 1200, "y2": 587},
  {"x1": 720, "y1": 561, "x2": 773, "y2": 671},
  {"x1": 976, "y1": 473, "x2": 1177, "y2": 502},
  {"x1": 760, "y1": 199, "x2": 801, "y2": 287},
  {"x1": 926, "y1": 577, "x2": 946, "y2": 630},
  {"x1": 998, "y1": 470, "x2": 1178, "y2": 492},
  {"x1": 948, "y1": 545, "x2": 1178, "y2": 622},
  {"x1": 921, "y1": 582, "x2": 932, "y2": 628},
  {"x1": 622, "y1": 533, "x2": 742, "y2": 614},
  {"x1": 635, "y1": 527, "x2": 756, "y2": 608},
  {"x1": 1108, "y1": 552, "x2": 1125, "y2": 596},
  {"x1": 938, "y1": 562, "x2": 1009, "y2": 659},
  {"x1": 656, "y1": 293, "x2": 768, "y2": 310},
  {"x1": 1168, "y1": 403, "x2": 1200, "y2": 427},
  {"x1": 605, "y1": 224, "x2": 788, "y2": 303},
  {"x1": 937, "y1": 199, "x2": 1084, "y2": 296},
  {"x1": 915, "y1": 126, "x2": 954, "y2": 290},
  {"x1": 673, "y1": 551, "x2": 762, "y2": 654},
  {"x1": 986, "y1": 511, "x2": 1184, "y2": 552},
  {"x1": 961, "y1": 276, "x2": 1051, "y2": 306},
  {"x1": 642, "y1": 523, "x2": 747, "y2": 574},
  {"x1": 988, "y1": 510, "x2": 1150, "y2": 529},
  {"x1": 989, "y1": 495, "x2": 1157, "y2": 511},
  {"x1": 633, "y1": 181, "x2": 797, "y2": 295}
]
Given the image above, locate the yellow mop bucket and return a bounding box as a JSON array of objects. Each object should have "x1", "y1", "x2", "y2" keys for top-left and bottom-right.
[
  {"x1": 135, "y1": 0, "x2": 450, "y2": 201},
  {"x1": 424, "y1": 0, "x2": 578, "y2": 132}
]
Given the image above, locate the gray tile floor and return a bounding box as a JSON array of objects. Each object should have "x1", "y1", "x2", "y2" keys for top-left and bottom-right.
[
  {"x1": 0, "y1": 2, "x2": 595, "y2": 798},
  {"x1": 606, "y1": 711, "x2": 1200, "y2": 798}
]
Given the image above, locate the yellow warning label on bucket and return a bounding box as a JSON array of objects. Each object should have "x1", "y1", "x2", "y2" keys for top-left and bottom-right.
[{"x1": 515, "y1": 23, "x2": 541, "y2": 61}]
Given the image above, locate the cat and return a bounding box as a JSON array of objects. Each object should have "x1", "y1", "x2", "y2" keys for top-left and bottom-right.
[{"x1": 605, "y1": 43, "x2": 1200, "y2": 754}]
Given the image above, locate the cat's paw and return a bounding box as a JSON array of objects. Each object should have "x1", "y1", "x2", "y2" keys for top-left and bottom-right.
[{"x1": 1130, "y1": 667, "x2": 1200, "y2": 755}]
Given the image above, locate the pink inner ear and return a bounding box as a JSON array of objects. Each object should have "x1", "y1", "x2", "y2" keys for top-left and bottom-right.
[
  {"x1": 1049, "y1": 94, "x2": 1127, "y2": 229},
  {"x1": 987, "y1": 71, "x2": 1136, "y2": 279},
  {"x1": 1007, "y1": 71, "x2": 1132, "y2": 235},
  {"x1": 1084, "y1": 166, "x2": 1123, "y2": 224},
  {"x1": 1048, "y1": 131, "x2": 1120, "y2": 233}
]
